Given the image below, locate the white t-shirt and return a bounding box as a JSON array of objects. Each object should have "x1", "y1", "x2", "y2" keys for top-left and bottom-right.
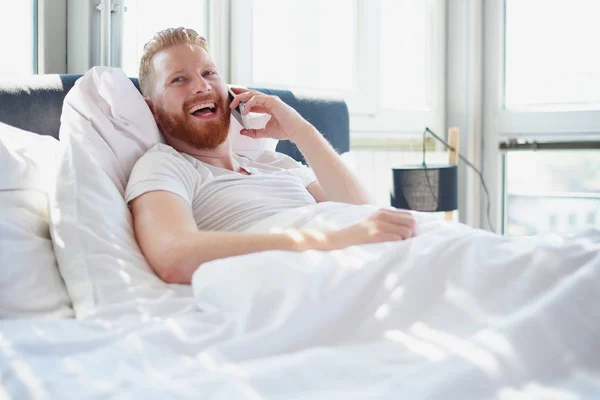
[{"x1": 125, "y1": 144, "x2": 318, "y2": 232}]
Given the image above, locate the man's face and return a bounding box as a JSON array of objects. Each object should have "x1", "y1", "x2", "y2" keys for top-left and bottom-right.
[{"x1": 147, "y1": 43, "x2": 230, "y2": 150}]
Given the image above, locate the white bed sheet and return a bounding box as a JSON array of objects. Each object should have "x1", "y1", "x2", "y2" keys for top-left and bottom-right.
[{"x1": 2, "y1": 203, "x2": 600, "y2": 399}]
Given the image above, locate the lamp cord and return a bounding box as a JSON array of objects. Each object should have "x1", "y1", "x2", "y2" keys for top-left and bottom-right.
[{"x1": 423, "y1": 127, "x2": 496, "y2": 232}]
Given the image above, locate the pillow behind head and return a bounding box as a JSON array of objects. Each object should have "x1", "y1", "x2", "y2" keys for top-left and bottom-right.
[
  {"x1": 50, "y1": 67, "x2": 193, "y2": 320},
  {"x1": 0, "y1": 122, "x2": 74, "y2": 318},
  {"x1": 59, "y1": 65, "x2": 276, "y2": 190},
  {"x1": 60, "y1": 67, "x2": 163, "y2": 194},
  {"x1": 50, "y1": 66, "x2": 279, "y2": 319}
]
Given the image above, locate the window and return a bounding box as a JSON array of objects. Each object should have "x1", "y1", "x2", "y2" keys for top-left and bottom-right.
[
  {"x1": 505, "y1": 0, "x2": 600, "y2": 111},
  {"x1": 0, "y1": 0, "x2": 36, "y2": 75},
  {"x1": 495, "y1": 0, "x2": 600, "y2": 137},
  {"x1": 504, "y1": 150, "x2": 600, "y2": 236},
  {"x1": 379, "y1": 0, "x2": 430, "y2": 111},
  {"x1": 121, "y1": 0, "x2": 209, "y2": 76},
  {"x1": 231, "y1": 0, "x2": 445, "y2": 134},
  {"x1": 251, "y1": 0, "x2": 357, "y2": 93},
  {"x1": 483, "y1": 0, "x2": 600, "y2": 233},
  {"x1": 232, "y1": 0, "x2": 372, "y2": 111}
]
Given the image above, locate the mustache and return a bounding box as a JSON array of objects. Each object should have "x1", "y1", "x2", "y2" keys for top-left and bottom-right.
[{"x1": 183, "y1": 93, "x2": 222, "y2": 110}]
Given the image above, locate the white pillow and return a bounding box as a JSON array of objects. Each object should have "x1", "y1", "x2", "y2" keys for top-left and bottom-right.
[
  {"x1": 66, "y1": 66, "x2": 274, "y2": 190},
  {"x1": 0, "y1": 122, "x2": 74, "y2": 319},
  {"x1": 49, "y1": 67, "x2": 192, "y2": 319}
]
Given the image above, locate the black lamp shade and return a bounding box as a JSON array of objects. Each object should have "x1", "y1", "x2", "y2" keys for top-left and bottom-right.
[{"x1": 390, "y1": 164, "x2": 458, "y2": 212}]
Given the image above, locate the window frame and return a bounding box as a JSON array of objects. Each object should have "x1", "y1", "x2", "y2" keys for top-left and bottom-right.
[
  {"x1": 32, "y1": 0, "x2": 39, "y2": 73},
  {"x1": 230, "y1": 0, "x2": 378, "y2": 114},
  {"x1": 500, "y1": 145, "x2": 600, "y2": 235},
  {"x1": 38, "y1": 0, "x2": 67, "y2": 74},
  {"x1": 494, "y1": 0, "x2": 600, "y2": 141},
  {"x1": 229, "y1": 0, "x2": 446, "y2": 135},
  {"x1": 351, "y1": 0, "x2": 446, "y2": 136},
  {"x1": 0, "y1": 0, "x2": 46, "y2": 76},
  {"x1": 483, "y1": 0, "x2": 600, "y2": 234},
  {"x1": 119, "y1": 0, "x2": 210, "y2": 77},
  {"x1": 66, "y1": 0, "x2": 210, "y2": 75}
]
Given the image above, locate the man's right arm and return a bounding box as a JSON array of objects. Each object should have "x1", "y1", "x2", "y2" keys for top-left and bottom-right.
[{"x1": 130, "y1": 190, "x2": 416, "y2": 284}]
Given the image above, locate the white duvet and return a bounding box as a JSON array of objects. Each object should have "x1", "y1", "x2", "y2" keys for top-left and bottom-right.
[{"x1": 3, "y1": 203, "x2": 600, "y2": 399}]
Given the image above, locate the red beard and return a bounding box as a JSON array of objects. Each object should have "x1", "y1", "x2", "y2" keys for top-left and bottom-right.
[{"x1": 155, "y1": 93, "x2": 231, "y2": 150}]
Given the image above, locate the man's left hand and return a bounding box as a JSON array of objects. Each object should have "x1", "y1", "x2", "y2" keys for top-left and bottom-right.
[{"x1": 229, "y1": 87, "x2": 313, "y2": 143}]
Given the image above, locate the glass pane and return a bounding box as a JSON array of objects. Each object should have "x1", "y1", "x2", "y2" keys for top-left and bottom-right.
[
  {"x1": 0, "y1": 0, "x2": 35, "y2": 75},
  {"x1": 504, "y1": 150, "x2": 600, "y2": 236},
  {"x1": 121, "y1": 0, "x2": 208, "y2": 77},
  {"x1": 505, "y1": 0, "x2": 600, "y2": 110},
  {"x1": 380, "y1": 0, "x2": 430, "y2": 111},
  {"x1": 252, "y1": 0, "x2": 357, "y2": 91}
]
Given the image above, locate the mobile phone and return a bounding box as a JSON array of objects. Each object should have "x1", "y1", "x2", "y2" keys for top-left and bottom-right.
[{"x1": 228, "y1": 87, "x2": 250, "y2": 130}]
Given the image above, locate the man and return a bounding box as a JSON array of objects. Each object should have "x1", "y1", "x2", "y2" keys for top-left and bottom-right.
[{"x1": 126, "y1": 27, "x2": 416, "y2": 284}]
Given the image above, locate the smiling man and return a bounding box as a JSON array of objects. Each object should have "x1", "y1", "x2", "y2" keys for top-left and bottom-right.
[{"x1": 126, "y1": 27, "x2": 416, "y2": 284}]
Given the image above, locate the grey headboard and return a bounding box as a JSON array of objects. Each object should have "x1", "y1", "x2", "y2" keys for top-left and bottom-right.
[{"x1": 0, "y1": 74, "x2": 349, "y2": 163}]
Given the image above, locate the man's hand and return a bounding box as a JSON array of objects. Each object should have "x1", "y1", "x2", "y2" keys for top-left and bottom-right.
[
  {"x1": 230, "y1": 86, "x2": 373, "y2": 205},
  {"x1": 327, "y1": 209, "x2": 416, "y2": 249},
  {"x1": 229, "y1": 87, "x2": 311, "y2": 143}
]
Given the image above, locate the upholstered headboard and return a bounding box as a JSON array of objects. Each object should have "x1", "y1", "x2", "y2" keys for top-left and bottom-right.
[{"x1": 0, "y1": 74, "x2": 349, "y2": 163}]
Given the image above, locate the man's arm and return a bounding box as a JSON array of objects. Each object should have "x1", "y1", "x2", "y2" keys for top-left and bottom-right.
[
  {"x1": 131, "y1": 190, "x2": 330, "y2": 284},
  {"x1": 229, "y1": 88, "x2": 373, "y2": 205},
  {"x1": 130, "y1": 190, "x2": 415, "y2": 284},
  {"x1": 294, "y1": 125, "x2": 372, "y2": 205}
]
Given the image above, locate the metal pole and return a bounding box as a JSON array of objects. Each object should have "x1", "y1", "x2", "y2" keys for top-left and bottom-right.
[{"x1": 99, "y1": 0, "x2": 111, "y2": 66}]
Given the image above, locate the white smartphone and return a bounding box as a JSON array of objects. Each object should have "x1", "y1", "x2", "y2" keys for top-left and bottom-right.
[{"x1": 228, "y1": 87, "x2": 250, "y2": 130}]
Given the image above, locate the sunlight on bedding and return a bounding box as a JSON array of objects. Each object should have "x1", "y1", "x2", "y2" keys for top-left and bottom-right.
[
  {"x1": 390, "y1": 286, "x2": 405, "y2": 301},
  {"x1": 577, "y1": 233, "x2": 600, "y2": 251},
  {"x1": 0, "y1": 333, "x2": 15, "y2": 357},
  {"x1": 8, "y1": 359, "x2": 49, "y2": 399},
  {"x1": 51, "y1": 208, "x2": 65, "y2": 249},
  {"x1": 125, "y1": 332, "x2": 144, "y2": 353},
  {"x1": 410, "y1": 322, "x2": 502, "y2": 379},
  {"x1": 221, "y1": 363, "x2": 251, "y2": 380},
  {"x1": 313, "y1": 214, "x2": 340, "y2": 230},
  {"x1": 88, "y1": 319, "x2": 114, "y2": 330},
  {"x1": 330, "y1": 249, "x2": 365, "y2": 269},
  {"x1": 62, "y1": 357, "x2": 82, "y2": 374},
  {"x1": 165, "y1": 318, "x2": 189, "y2": 341},
  {"x1": 383, "y1": 329, "x2": 446, "y2": 362},
  {"x1": 0, "y1": 385, "x2": 10, "y2": 400},
  {"x1": 445, "y1": 284, "x2": 495, "y2": 323},
  {"x1": 384, "y1": 272, "x2": 398, "y2": 290},
  {"x1": 197, "y1": 352, "x2": 219, "y2": 371},
  {"x1": 0, "y1": 334, "x2": 47, "y2": 399},
  {"x1": 32, "y1": 327, "x2": 48, "y2": 339},
  {"x1": 473, "y1": 329, "x2": 519, "y2": 363},
  {"x1": 118, "y1": 269, "x2": 132, "y2": 284},
  {"x1": 375, "y1": 303, "x2": 390, "y2": 320},
  {"x1": 135, "y1": 305, "x2": 152, "y2": 323},
  {"x1": 59, "y1": 357, "x2": 106, "y2": 394},
  {"x1": 497, "y1": 382, "x2": 578, "y2": 400}
]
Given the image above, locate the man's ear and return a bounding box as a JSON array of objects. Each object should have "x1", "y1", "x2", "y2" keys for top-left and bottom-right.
[{"x1": 144, "y1": 98, "x2": 160, "y2": 125}]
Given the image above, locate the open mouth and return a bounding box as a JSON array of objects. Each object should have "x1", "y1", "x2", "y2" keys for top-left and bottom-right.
[{"x1": 187, "y1": 102, "x2": 218, "y2": 119}]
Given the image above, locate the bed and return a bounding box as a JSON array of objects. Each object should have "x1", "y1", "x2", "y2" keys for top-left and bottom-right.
[{"x1": 1, "y1": 68, "x2": 599, "y2": 399}]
